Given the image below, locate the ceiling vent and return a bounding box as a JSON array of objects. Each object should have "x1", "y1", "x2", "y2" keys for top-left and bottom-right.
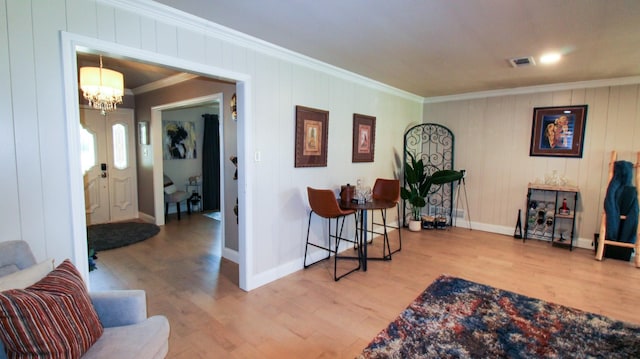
[{"x1": 508, "y1": 56, "x2": 536, "y2": 68}]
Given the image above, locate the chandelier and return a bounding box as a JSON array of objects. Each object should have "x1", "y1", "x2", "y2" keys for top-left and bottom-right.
[{"x1": 79, "y1": 55, "x2": 124, "y2": 115}]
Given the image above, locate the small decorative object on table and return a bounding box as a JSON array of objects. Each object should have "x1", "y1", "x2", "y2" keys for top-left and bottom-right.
[
  {"x1": 559, "y1": 197, "x2": 570, "y2": 215},
  {"x1": 422, "y1": 215, "x2": 435, "y2": 229}
]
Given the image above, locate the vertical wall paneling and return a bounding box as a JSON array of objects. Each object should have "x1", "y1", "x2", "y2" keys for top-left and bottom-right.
[
  {"x1": 177, "y1": 27, "x2": 205, "y2": 63},
  {"x1": 33, "y1": 0, "x2": 73, "y2": 261},
  {"x1": 65, "y1": 0, "x2": 98, "y2": 36},
  {"x1": 5, "y1": 0, "x2": 423, "y2": 290},
  {"x1": 634, "y1": 89, "x2": 640, "y2": 150},
  {"x1": 6, "y1": 0, "x2": 47, "y2": 259},
  {"x1": 155, "y1": 21, "x2": 178, "y2": 56},
  {"x1": 0, "y1": 0, "x2": 21, "y2": 242},
  {"x1": 604, "y1": 87, "x2": 621, "y2": 150},
  {"x1": 204, "y1": 36, "x2": 224, "y2": 68},
  {"x1": 96, "y1": 2, "x2": 115, "y2": 42},
  {"x1": 616, "y1": 86, "x2": 638, "y2": 150},
  {"x1": 583, "y1": 88, "x2": 611, "y2": 226},
  {"x1": 425, "y1": 84, "x2": 640, "y2": 248},
  {"x1": 139, "y1": 17, "x2": 157, "y2": 52},
  {"x1": 115, "y1": 8, "x2": 142, "y2": 48}
]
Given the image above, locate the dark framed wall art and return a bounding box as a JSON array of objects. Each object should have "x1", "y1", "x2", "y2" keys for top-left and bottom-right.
[
  {"x1": 163, "y1": 120, "x2": 197, "y2": 159},
  {"x1": 295, "y1": 105, "x2": 329, "y2": 167},
  {"x1": 352, "y1": 113, "x2": 376, "y2": 162},
  {"x1": 529, "y1": 105, "x2": 588, "y2": 158}
]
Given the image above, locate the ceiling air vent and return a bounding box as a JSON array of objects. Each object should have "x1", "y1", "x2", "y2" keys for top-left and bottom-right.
[{"x1": 508, "y1": 56, "x2": 536, "y2": 68}]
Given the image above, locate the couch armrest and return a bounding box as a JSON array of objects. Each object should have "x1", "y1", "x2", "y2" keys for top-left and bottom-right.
[{"x1": 90, "y1": 290, "x2": 148, "y2": 328}]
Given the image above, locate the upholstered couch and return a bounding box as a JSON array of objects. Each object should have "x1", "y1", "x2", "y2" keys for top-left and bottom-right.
[{"x1": 0, "y1": 240, "x2": 170, "y2": 358}]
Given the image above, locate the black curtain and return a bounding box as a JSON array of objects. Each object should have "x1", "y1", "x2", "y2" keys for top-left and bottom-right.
[{"x1": 202, "y1": 114, "x2": 220, "y2": 211}]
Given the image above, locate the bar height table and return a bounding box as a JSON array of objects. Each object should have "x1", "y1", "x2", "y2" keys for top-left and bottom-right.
[{"x1": 340, "y1": 199, "x2": 397, "y2": 271}]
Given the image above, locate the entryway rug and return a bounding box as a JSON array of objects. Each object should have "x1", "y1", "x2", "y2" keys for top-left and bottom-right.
[
  {"x1": 87, "y1": 222, "x2": 160, "y2": 251},
  {"x1": 357, "y1": 275, "x2": 640, "y2": 358}
]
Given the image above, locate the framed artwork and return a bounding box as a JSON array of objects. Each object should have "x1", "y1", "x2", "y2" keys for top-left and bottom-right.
[
  {"x1": 295, "y1": 106, "x2": 329, "y2": 167},
  {"x1": 529, "y1": 105, "x2": 588, "y2": 158},
  {"x1": 352, "y1": 113, "x2": 376, "y2": 162},
  {"x1": 163, "y1": 120, "x2": 197, "y2": 160}
]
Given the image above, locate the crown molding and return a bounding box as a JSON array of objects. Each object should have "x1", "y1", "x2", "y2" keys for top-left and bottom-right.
[
  {"x1": 103, "y1": 0, "x2": 423, "y2": 103},
  {"x1": 423, "y1": 76, "x2": 640, "y2": 104},
  {"x1": 131, "y1": 73, "x2": 198, "y2": 95}
]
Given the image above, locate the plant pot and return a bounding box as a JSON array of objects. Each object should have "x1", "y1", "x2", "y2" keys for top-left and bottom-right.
[{"x1": 408, "y1": 220, "x2": 422, "y2": 232}]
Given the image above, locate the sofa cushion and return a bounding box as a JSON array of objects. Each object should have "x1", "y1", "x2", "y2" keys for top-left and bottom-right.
[
  {"x1": 82, "y1": 315, "x2": 170, "y2": 359},
  {"x1": 0, "y1": 259, "x2": 54, "y2": 291},
  {"x1": 0, "y1": 260, "x2": 104, "y2": 358},
  {"x1": 0, "y1": 265, "x2": 19, "y2": 278}
]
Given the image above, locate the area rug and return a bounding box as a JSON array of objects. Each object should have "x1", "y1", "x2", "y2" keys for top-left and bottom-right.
[
  {"x1": 87, "y1": 222, "x2": 160, "y2": 251},
  {"x1": 357, "y1": 275, "x2": 640, "y2": 358}
]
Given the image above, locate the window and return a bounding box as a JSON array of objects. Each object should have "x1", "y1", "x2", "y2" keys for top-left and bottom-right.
[
  {"x1": 112, "y1": 123, "x2": 128, "y2": 169},
  {"x1": 80, "y1": 127, "x2": 96, "y2": 174}
]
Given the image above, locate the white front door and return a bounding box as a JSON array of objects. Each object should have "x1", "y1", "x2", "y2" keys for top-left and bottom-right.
[{"x1": 81, "y1": 107, "x2": 138, "y2": 225}]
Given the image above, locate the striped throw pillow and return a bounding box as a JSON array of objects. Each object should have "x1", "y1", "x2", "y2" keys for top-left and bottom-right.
[{"x1": 0, "y1": 260, "x2": 104, "y2": 358}]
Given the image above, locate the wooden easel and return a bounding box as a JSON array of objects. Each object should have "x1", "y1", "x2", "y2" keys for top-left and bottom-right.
[{"x1": 595, "y1": 150, "x2": 640, "y2": 267}]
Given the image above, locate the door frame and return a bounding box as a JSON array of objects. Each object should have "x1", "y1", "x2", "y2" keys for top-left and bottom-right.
[
  {"x1": 151, "y1": 94, "x2": 224, "y2": 229},
  {"x1": 61, "y1": 32, "x2": 254, "y2": 291}
]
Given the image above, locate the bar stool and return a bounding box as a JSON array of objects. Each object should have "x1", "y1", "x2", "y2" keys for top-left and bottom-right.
[
  {"x1": 304, "y1": 187, "x2": 360, "y2": 281},
  {"x1": 371, "y1": 178, "x2": 402, "y2": 258}
]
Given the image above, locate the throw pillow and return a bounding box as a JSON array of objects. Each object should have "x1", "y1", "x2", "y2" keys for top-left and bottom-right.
[
  {"x1": 0, "y1": 259, "x2": 54, "y2": 291},
  {"x1": 0, "y1": 260, "x2": 104, "y2": 358}
]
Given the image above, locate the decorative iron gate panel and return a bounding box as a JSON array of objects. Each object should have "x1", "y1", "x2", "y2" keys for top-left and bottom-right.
[{"x1": 403, "y1": 123, "x2": 455, "y2": 227}]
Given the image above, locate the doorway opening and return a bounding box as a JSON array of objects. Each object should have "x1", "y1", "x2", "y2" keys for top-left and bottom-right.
[
  {"x1": 62, "y1": 32, "x2": 252, "y2": 290},
  {"x1": 151, "y1": 94, "x2": 224, "y2": 229}
]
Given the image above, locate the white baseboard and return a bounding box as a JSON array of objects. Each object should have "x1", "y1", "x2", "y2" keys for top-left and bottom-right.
[
  {"x1": 222, "y1": 247, "x2": 239, "y2": 264},
  {"x1": 138, "y1": 212, "x2": 155, "y2": 223},
  {"x1": 248, "y1": 220, "x2": 596, "y2": 290},
  {"x1": 452, "y1": 221, "x2": 593, "y2": 250}
]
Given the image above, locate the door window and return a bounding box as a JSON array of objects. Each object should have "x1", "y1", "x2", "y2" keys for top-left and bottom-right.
[
  {"x1": 80, "y1": 127, "x2": 96, "y2": 174},
  {"x1": 112, "y1": 123, "x2": 128, "y2": 170}
]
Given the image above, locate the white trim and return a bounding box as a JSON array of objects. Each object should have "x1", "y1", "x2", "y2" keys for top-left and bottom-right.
[
  {"x1": 103, "y1": 0, "x2": 423, "y2": 104},
  {"x1": 236, "y1": 80, "x2": 252, "y2": 290},
  {"x1": 138, "y1": 211, "x2": 155, "y2": 223},
  {"x1": 131, "y1": 73, "x2": 198, "y2": 95},
  {"x1": 222, "y1": 248, "x2": 239, "y2": 264},
  {"x1": 60, "y1": 33, "x2": 90, "y2": 282},
  {"x1": 60, "y1": 31, "x2": 253, "y2": 291},
  {"x1": 150, "y1": 109, "x2": 165, "y2": 225},
  {"x1": 452, "y1": 221, "x2": 593, "y2": 250},
  {"x1": 424, "y1": 76, "x2": 640, "y2": 104}
]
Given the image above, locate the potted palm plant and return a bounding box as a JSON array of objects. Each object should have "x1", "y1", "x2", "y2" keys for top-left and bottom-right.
[{"x1": 401, "y1": 152, "x2": 430, "y2": 231}]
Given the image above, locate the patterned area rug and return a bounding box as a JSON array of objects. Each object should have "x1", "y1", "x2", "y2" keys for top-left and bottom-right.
[
  {"x1": 87, "y1": 222, "x2": 160, "y2": 251},
  {"x1": 358, "y1": 275, "x2": 640, "y2": 358}
]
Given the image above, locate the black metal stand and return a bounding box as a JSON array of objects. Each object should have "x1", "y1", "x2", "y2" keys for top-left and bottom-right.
[
  {"x1": 514, "y1": 209, "x2": 523, "y2": 239},
  {"x1": 453, "y1": 170, "x2": 472, "y2": 230}
]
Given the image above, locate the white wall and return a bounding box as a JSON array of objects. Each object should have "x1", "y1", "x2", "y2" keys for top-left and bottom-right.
[
  {"x1": 1, "y1": 0, "x2": 422, "y2": 290},
  {"x1": 424, "y1": 84, "x2": 640, "y2": 248},
  {"x1": 162, "y1": 106, "x2": 207, "y2": 212}
]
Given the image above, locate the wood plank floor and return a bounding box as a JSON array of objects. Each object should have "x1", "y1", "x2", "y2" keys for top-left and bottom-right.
[{"x1": 89, "y1": 213, "x2": 640, "y2": 358}]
